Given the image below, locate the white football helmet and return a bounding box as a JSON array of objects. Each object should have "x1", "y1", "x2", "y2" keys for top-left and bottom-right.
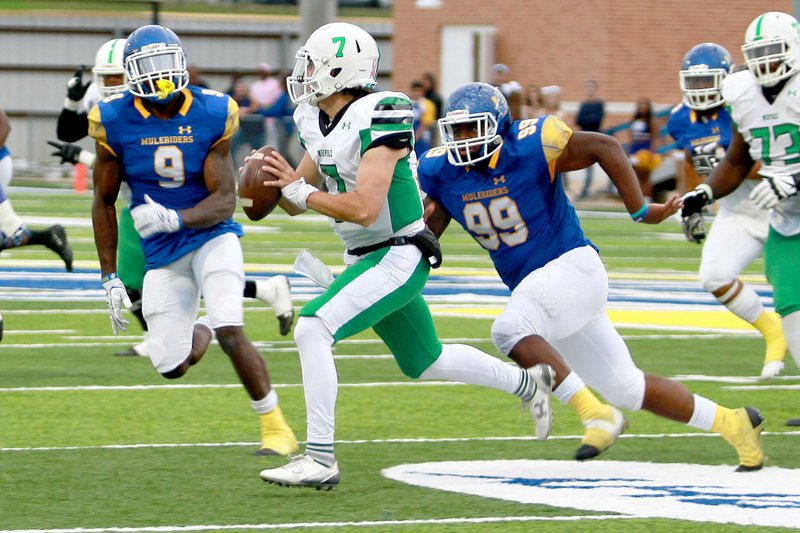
[
  {"x1": 93, "y1": 38, "x2": 128, "y2": 97},
  {"x1": 287, "y1": 22, "x2": 380, "y2": 106},
  {"x1": 742, "y1": 11, "x2": 800, "y2": 87}
]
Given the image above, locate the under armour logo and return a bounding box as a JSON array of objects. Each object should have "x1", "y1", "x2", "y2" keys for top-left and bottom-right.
[
  {"x1": 533, "y1": 400, "x2": 547, "y2": 419},
  {"x1": 178, "y1": 125, "x2": 192, "y2": 134},
  {"x1": 494, "y1": 175, "x2": 506, "y2": 185},
  {"x1": 342, "y1": 122, "x2": 352, "y2": 130}
]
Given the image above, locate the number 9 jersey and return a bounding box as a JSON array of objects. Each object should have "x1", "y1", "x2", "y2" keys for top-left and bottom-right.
[
  {"x1": 418, "y1": 115, "x2": 596, "y2": 290},
  {"x1": 88, "y1": 86, "x2": 243, "y2": 269}
]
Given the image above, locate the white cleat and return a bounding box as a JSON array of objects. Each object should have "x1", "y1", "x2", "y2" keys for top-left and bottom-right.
[
  {"x1": 260, "y1": 454, "x2": 340, "y2": 490},
  {"x1": 760, "y1": 360, "x2": 784, "y2": 380},
  {"x1": 256, "y1": 276, "x2": 295, "y2": 336},
  {"x1": 523, "y1": 364, "x2": 555, "y2": 441}
]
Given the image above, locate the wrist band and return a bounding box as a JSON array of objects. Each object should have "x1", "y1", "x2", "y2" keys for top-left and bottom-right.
[
  {"x1": 630, "y1": 203, "x2": 649, "y2": 222},
  {"x1": 101, "y1": 272, "x2": 118, "y2": 283}
]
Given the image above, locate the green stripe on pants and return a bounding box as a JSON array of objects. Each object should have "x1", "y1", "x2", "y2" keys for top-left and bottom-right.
[{"x1": 764, "y1": 226, "x2": 800, "y2": 316}]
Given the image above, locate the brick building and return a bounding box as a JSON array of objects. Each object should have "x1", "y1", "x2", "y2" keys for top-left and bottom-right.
[{"x1": 392, "y1": 0, "x2": 793, "y2": 126}]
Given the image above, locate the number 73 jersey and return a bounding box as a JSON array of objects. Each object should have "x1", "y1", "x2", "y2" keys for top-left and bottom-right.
[
  {"x1": 418, "y1": 115, "x2": 595, "y2": 290},
  {"x1": 723, "y1": 70, "x2": 800, "y2": 236}
]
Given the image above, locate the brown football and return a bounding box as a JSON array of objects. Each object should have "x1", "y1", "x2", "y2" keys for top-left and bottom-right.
[{"x1": 238, "y1": 145, "x2": 281, "y2": 221}]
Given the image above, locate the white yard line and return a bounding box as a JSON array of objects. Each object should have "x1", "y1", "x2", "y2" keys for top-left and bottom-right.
[{"x1": 0, "y1": 514, "x2": 637, "y2": 533}]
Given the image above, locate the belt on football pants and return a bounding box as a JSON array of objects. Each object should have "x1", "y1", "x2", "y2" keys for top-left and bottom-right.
[{"x1": 346, "y1": 236, "x2": 412, "y2": 256}]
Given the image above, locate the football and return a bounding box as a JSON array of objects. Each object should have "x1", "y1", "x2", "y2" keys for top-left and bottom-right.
[{"x1": 238, "y1": 145, "x2": 282, "y2": 221}]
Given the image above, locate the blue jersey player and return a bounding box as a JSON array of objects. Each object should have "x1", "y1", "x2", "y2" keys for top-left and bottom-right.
[
  {"x1": 89, "y1": 25, "x2": 297, "y2": 456},
  {"x1": 418, "y1": 82, "x2": 765, "y2": 471},
  {"x1": 669, "y1": 43, "x2": 786, "y2": 379}
]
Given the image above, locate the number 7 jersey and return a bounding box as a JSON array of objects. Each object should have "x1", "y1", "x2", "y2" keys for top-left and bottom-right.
[{"x1": 418, "y1": 115, "x2": 595, "y2": 290}]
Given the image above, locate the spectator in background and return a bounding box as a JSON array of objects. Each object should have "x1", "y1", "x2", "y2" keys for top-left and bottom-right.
[
  {"x1": 188, "y1": 64, "x2": 210, "y2": 89},
  {"x1": 540, "y1": 85, "x2": 563, "y2": 119},
  {"x1": 230, "y1": 80, "x2": 263, "y2": 162},
  {"x1": 253, "y1": 75, "x2": 295, "y2": 165},
  {"x1": 628, "y1": 97, "x2": 660, "y2": 201},
  {"x1": 409, "y1": 80, "x2": 436, "y2": 157},
  {"x1": 421, "y1": 72, "x2": 443, "y2": 118},
  {"x1": 490, "y1": 63, "x2": 523, "y2": 120},
  {"x1": 522, "y1": 84, "x2": 545, "y2": 119},
  {"x1": 575, "y1": 80, "x2": 606, "y2": 199},
  {"x1": 250, "y1": 63, "x2": 282, "y2": 108}
]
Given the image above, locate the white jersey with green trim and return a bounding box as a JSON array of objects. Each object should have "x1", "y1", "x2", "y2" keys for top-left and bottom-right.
[
  {"x1": 294, "y1": 91, "x2": 425, "y2": 250},
  {"x1": 723, "y1": 70, "x2": 800, "y2": 236}
]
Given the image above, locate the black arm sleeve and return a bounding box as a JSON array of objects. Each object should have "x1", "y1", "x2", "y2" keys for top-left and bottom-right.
[{"x1": 56, "y1": 109, "x2": 90, "y2": 142}]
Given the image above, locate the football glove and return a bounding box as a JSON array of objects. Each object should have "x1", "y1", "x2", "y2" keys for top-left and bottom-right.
[
  {"x1": 47, "y1": 140, "x2": 96, "y2": 167},
  {"x1": 682, "y1": 212, "x2": 706, "y2": 243},
  {"x1": 64, "y1": 66, "x2": 90, "y2": 111},
  {"x1": 749, "y1": 169, "x2": 800, "y2": 209},
  {"x1": 690, "y1": 142, "x2": 722, "y2": 176},
  {"x1": 680, "y1": 184, "x2": 713, "y2": 218},
  {"x1": 131, "y1": 194, "x2": 183, "y2": 239},
  {"x1": 103, "y1": 275, "x2": 132, "y2": 334}
]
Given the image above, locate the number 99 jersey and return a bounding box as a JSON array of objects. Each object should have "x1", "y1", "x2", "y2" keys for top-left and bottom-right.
[
  {"x1": 88, "y1": 86, "x2": 243, "y2": 269},
  {"x1": 418, "y1": 115, "x2": 596, "y2": 290}
]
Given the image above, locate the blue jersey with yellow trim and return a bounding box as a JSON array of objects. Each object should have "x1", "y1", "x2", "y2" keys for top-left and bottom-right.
[
  {"x1": 0, "y1": 145, "x2": 9, "y2": 159},
  {"x1": 89, "y1": 86, "x2": 243, "y2": 270},
  {"x1": 666, "y1": 103, "x2": 732, "y2": 152},
  {"x1": 418, "y1": 115, "x2": 596, "y2": 290}
]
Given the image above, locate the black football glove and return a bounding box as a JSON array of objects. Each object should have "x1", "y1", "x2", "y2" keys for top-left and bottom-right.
[
  {"x1": 690, "y1": 142, "x2": 722, "y2": 176},
  {"x1": 48, "y1": 140, "x2": 83, "y2": 165},
  {"x1": 64, "y1": 66, "x2": 90, "y2": 111},
  {"x1": 680, "y1": 184, "x2": 713, "y2": 218}
]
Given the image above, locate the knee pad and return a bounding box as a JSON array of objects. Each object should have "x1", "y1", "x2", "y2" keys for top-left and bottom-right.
[
  {"x1": 698, "y1": 262, "x2": 734, "y2": 293},
  {"x1": 603, "y1": 369, "x2": 646, "y2": 411},
  {"x1": 491, "y1": 315, "x2": 525, "y2": 357}
]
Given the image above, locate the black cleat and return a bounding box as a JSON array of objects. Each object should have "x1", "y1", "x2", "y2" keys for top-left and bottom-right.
[
  {"x1": 278, "y1": 311, "x2": 294, "y2": 336},
  {"x1": 575, "y1": 444, "x2": 601, "y2": 461},
  {"x1": 45, "y1": 225, "x2": 73, "y2": 272},
  {"x1": 786, "y1": 418, "x2": 800, "y2": 427}
]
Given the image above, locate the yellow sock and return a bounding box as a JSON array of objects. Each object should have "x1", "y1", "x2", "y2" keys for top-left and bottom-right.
[
  {"x1": 753, "y1": 311, "x2": 787, "y2": 363},
  {"x1": 568, "y1": 386, "x2": 606, "y2": 422}
]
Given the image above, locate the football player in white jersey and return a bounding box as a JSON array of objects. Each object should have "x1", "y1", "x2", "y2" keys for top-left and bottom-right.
[
  {"x1": 256, "y1": 22, "x2": 555, "y2": 490},
  {"x1": 670, "y1": 43, "x2": 787, "y2": 379},
  {"x1": 681, "y1": 12, "x2": 800, "y2": 424}
]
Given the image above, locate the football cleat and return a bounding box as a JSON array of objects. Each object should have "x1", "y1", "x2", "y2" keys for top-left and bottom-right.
[
  {"x1": 260, "y1": 454, "x2": 340, "y2": 490},
  {"x1": 256, "y1": 276, "x2": 295, "y2": 336},
  {"x1": 114, "y1": 334, "x2": 149, "y2": 357},
  {"x1": 760, "y1": 360, "x2": 784, "y2": 380},
  {"x1": 45, "y1": 225, "x2": 73, "y2": 272},
  {"x1": 575, "y1": 405, "x2": 627, "y2": 461},
  {"x1": 786, "y1": 418, "x2": 800, "y2": 427},
  {"x1": 522, "y1": 364, "x2": 555, "y2": 440},
  {"x1": 255, "y1": 406, "x2": 299, "y2": 456},
  {"x1": 0, "y1": 311, "x2": 4, "y2": 342},
  {"x1": 722, "y1": 407, "x2": 765, "y2": 472}
]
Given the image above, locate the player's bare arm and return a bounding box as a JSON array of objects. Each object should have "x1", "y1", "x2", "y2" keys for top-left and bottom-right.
[
  {"x1": 423, "y1": 198, "x2": 452, "y2": 238},
  {"x1": 265, "y1": 145, "x2": 401, "y2": 227},
  {"x1": 91, "y1": 142, "x2": 122, "y2": 276},
  {"x1": 556, "y1": 131, "x2": 680, "y2": 223},
  {"x1": 180, "y1": 138, "x2": 237, "y2": 227},
  {"x1": 705, "y1": 127, "x2": 755, "y2": 199}
]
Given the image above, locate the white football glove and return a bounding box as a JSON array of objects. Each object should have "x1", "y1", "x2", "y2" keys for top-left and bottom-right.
[
  {"x1": 280, "y1": 177, "x2": 319, "y2": 212},
  {"x1": 102, "y1": 275, "x2": 132, "y2": 334},
  {"x1": 749, "y1": 170, "x2": 800, "y2": 209},
  {"x1": 131, "y1": 194, "x2": 183, "y2": 238},
  {"x1": 690, "y1": 142, "x2": 723, "y2": 176}
]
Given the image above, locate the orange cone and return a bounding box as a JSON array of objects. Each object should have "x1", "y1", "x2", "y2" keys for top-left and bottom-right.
[{"x1": 74, "y1": 163, "x2": 88, "y2": 194}]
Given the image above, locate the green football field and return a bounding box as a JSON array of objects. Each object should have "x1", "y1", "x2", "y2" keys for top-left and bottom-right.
[{"x1": 1, "y1": 188, "x2": 798, "y2": 532}]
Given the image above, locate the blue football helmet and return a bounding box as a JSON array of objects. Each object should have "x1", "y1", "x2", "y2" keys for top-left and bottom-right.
[
  {"x1": 439, "y1": 82, "x2": 511, "y2": 166},
  {"x1": 124, "y1": 25, "x2": 189, "y2": 103},
  {"x1": 679, "y1": 43, "x2": 733, "y2": 110}
]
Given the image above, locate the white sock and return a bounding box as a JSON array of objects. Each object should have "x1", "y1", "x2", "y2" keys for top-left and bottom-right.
[
  {"x1": 0, "y1": 199, "x2": 23, "y2": 238},
  {"x1": 294, "y1": 316, "x2": 338, "y2": 448},
  {"x1": 781, "y1": 310, "x2": 800, "y2": 366},
  {"x1": 418, "y1": 344, "x2": 526, "y2": 396},
  {"x1": 718, "y1": 280, "x2": 764, "y2": 324},
  {"x1": 553, "y1": 371, "x2": 585, "y2": 404},
  {"x1": 687, "y1": 393, "x2": 716, "y2": 431},
  {"x1": 251, "y1": 388, "x2": 278, "y2": 415}
]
